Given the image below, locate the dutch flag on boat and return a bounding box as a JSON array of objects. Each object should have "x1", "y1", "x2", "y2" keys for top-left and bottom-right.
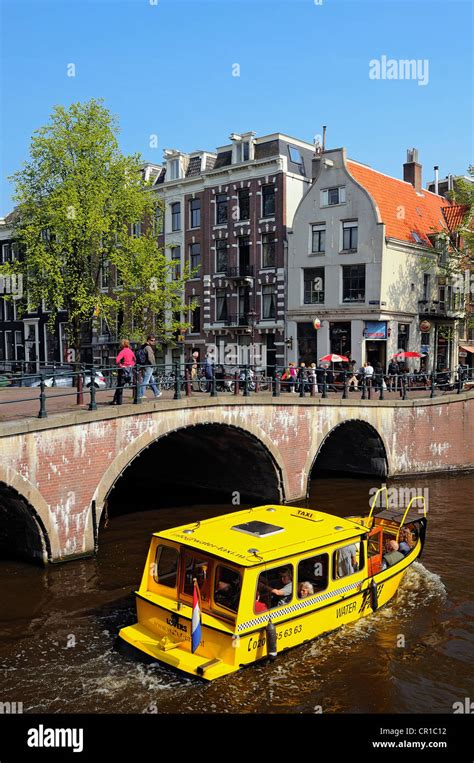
[{"x1": 191, "y1": 579, "x2": 202, "y2": 653}]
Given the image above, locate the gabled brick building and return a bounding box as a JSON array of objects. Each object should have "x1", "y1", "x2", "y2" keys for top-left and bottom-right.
[{"x1": 151, "y1": 131, "x2": 315, "y2": 370}]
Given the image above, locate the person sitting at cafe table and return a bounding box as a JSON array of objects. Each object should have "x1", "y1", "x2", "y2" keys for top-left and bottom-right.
[{"x1": 381, "y1": 539, "x2": 404, "y2": 570}]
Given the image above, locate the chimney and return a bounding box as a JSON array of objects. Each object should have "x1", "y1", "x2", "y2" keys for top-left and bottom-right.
[
  {"x1": 434, "y1": 165, "x2": 439, "y2": 195},
  {"x1": 403, "y1": 148, "x2": 422, "y2": 192}
]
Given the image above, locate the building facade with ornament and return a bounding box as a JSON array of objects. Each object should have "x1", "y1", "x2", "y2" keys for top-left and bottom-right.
[{"x1": 287, "y1": 147, "x2": 467, "y2": 373}]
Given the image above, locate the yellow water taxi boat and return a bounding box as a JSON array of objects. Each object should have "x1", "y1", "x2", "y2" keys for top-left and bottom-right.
[{"x1": 118, "y1": 489, "x2": 427, "y2": 680}]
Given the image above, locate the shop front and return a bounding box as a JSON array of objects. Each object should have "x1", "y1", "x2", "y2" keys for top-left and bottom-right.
[{"x1": 329, "y1": 321, "x2": 351, "y2": 358}]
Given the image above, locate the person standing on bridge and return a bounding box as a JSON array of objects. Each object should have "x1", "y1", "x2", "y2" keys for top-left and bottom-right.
[
  {"x1": 138, "y1": 335, "x2": 161, "y2": 400},
  {"x1": 110, "y1": 339, "x2": 135, "y2": 405}
]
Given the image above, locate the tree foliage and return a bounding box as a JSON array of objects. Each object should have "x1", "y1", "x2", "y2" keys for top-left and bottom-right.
[{"x1": 7, "y1": 99, "x2": 192, "y2": 357}]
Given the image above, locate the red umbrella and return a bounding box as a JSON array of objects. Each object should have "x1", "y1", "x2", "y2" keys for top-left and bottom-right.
[
  {"x1": 319, "y1": 354, "x2": 349, "y2": 363},
  {"x1": 392, "y1": 351, "x2": 424, "y2": 359}
]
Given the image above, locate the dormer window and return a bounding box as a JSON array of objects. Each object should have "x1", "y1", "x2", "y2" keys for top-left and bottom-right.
[
  {"x1": 230, "y1": 132, "x2": 255, "y2": 164},
  {"x1": 168, "y1": 158, "x2": 180, "y2": 180},
  {"x1": 236, "y1": 142, "x2": 250, "y2": 162}
]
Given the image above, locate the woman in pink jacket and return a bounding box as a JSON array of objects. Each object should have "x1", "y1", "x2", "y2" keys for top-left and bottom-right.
[{"x1": 111, "y1": 339, "x2": 136, "y2": 405}]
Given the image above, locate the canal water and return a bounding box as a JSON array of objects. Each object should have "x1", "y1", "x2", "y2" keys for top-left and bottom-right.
[{"x1": 0, "y1": 472, "x2": 472, "y2": 714}]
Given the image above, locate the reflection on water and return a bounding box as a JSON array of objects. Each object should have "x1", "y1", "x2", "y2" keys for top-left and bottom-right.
[{"x1": 0, "y1": 473, "x2": 472, "y2": 714}]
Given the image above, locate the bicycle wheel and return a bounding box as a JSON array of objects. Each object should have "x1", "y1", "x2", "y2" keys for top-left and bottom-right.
[
  {"x1": 257, "y1": 374, "x2": 269, "y2": 391},
  {"x1": 198, "y1": 378, "x2": 209, "y2": 392}
]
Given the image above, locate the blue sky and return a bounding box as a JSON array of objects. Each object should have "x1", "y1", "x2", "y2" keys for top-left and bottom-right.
[{"x1": 1, "y1": 0, "x2": 472, "y2": 215}]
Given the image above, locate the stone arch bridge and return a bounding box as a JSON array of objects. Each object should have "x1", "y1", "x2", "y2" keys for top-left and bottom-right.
[{"x1": 0, "y1": 393, "x2": 472, "y2": 564}]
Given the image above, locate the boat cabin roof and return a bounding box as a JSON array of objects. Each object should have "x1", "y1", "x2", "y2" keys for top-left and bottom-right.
[{"x1": 154, "y1": 505, "x2": 368, "y2": 567}]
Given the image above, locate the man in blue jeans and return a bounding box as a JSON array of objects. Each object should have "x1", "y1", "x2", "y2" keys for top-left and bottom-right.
[{"x1": 138, "y1": 335, "x2": 161, "y2": 399}]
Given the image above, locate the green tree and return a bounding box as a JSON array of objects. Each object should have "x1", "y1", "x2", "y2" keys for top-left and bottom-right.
[{"x1": 7, "y1": 98, "x2": 192, "y2": 363}]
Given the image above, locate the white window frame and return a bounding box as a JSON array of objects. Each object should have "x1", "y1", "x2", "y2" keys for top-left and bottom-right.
[
  {"x1": 311, "y1": 223, "x2": 326, "y2": 254},
  {"x1": 341, "y1": 220, "x2": 358, "y2": 253},
  {"x1": 320, "y1": 186, "x2": 346, "y2": 207}
]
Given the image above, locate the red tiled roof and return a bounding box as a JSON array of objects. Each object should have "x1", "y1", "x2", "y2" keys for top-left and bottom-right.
[
  {"x1": 347, "y1": 160, "x2": 452, "y2": 247},
  {"x1": 442, "y1": 204, "x2": 469, "y2": 232}
]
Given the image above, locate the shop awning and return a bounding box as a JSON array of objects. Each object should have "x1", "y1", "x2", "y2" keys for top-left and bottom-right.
[{"x1": 459, "y1": 345, "x2": 474, "y2": 354}]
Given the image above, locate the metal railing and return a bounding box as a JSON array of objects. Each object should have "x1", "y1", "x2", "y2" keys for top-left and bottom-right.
[{"x1": 0, "y1": 362, "x2": 472, "y2": 420}]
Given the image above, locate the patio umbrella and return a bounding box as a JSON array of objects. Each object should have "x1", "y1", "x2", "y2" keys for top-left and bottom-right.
[
  {"x1": 392, "y1": 351, "x2": 424, "y2": 359},
  {"x1": 319, "y1": 354, "x2": 349, "y2": 363}
]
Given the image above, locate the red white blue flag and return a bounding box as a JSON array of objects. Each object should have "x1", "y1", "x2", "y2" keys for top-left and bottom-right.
[{"x1": 191, "y1": 579, "x2": 202, "y2": 653}]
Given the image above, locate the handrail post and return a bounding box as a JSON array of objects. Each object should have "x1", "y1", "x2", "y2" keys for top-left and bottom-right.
[
  {"x1": 38, "y1": 374, "x2": 47, "y2": 418},
  {"x1": 134, "y1": 364, "x2": 142, "y2": 404},
  {"x1": 20, "y1": 360, "x2": 25, "y2": 388},
  {"x1": 342, "y1": 370, "x2": 348, "y2": 399},
  {"x1": 430, "y1": 371, "x2": 436, "y2": 398},
  {"x1": 185, "y1": 364, "x2": 192, "y2": 397},
  {"x1": 457, "y1": 372, "x2": 462, "y2": 394},
  {"x1": 322, "y1": 371, "x2": 328, "y2": 399},
  {"x1": 52, "y1": 362, "x2": 56, "y2": 388},
  {"x1": 310, "y1": 372, "x2": 316, "y2": 397},
  {"x1": 76, "y1": 365, "x2": 84, "y2": 405},
  {"x1": 401, "y1": 376, "x2": 407, "y2": 400},
  {"x1": 210, "y1": 366, "x2": 217, "y2": 397},
  {"x1": 173, "y1": 362, "x2": 182, "y2": 400},
  {"x1": 361, "y1": 375, "x2": 366, "y2": 400},
  {"x1": 379, "y1": 375, "x2": 384, "y2": 400},
  {"x1": 254, "y1": 367, "x2": 260, "y2": 394},
  {"x1": 234, "y1": 370, "x2": 240, "y2": 395},
  {"x1": 89, "y1": 377, "x2": 97, "y2": 411}
]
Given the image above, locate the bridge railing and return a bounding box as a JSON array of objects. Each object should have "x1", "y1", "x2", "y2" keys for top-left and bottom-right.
[{"x1": 0, "y1": 362, "x2": 472, "y2": 420}]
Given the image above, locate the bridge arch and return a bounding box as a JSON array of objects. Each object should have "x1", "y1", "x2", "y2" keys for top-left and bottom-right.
[
  {"x1": 90, "y1": 421, "x2": 287, "y2": 533},
  {"x1": 0, "y1": 465, "x2": 56, "y2": 564},
  {"x1": 308, "y1": 419, "x2": 389, "y2": 490}
]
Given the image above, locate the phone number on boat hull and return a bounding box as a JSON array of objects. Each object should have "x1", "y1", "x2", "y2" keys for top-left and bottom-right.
[{"x1": 247, "y1": 624, "x2": 303, "y2": 651}]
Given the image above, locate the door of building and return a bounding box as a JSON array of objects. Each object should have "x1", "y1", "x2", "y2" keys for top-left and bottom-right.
[
  {"x1": 297, "y1": 323, "x2": 318, "y2": 365},
  {"x1": 366, "y1": 341, "x2": 386, "y2": 370},
  {"x1": 24, "y1": 321, "x2": 39, "y2": 373}
]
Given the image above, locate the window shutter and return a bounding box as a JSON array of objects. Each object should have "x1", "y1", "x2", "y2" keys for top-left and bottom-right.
[
  {"x1": 320, "y1": 190, "x2": 328, "y2": 207},
  {"x1": 339, "y1": 187, "x2": 346, "y2": 203}
]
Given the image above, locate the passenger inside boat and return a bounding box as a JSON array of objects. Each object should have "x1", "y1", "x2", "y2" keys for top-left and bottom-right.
[
  {"x1": 297, "y1": 553, "x2": 328, "y2": 594},
  {"x1": 213, "y1": 565, "x2": 241, "y2": 613},
  {"x1": 298, "y1": 581, "x2": 314, "y2": 598},
  {"x1": 398, "y1": 527, "x2": 415, "y2": 556},
  {"x1": 335, "y1": 542, "x2": 360, "y2": 579},
  {"x1": 257, "y1": 565, "x2": 294, "y2": 609},
  {"x1": 381, "y1": 540, "x2": 404, "y2": 570}
]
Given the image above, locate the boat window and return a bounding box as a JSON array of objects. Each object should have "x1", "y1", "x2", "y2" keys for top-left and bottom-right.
[
  {"x1": 153, "y1": 545, "x2": 179, "y2": 588},
  {"x1": 182, "y1": 553, "x2": 212, "y2": 602},
  {"x1": 297, "y1": 553, "x2": 329, "y2": 597},
  {"x1": 368, "y1": 530, "x2": 382, "y2": 558},
  {"x1": 214, "y1": 565, "x2": 242, "y2": 613},
  {"x1": 333, "y1": 541, "x2": 364, "y2": 580},
  {"x1": 255, "y1": 564, "x2": 294, "y2": 612}
]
